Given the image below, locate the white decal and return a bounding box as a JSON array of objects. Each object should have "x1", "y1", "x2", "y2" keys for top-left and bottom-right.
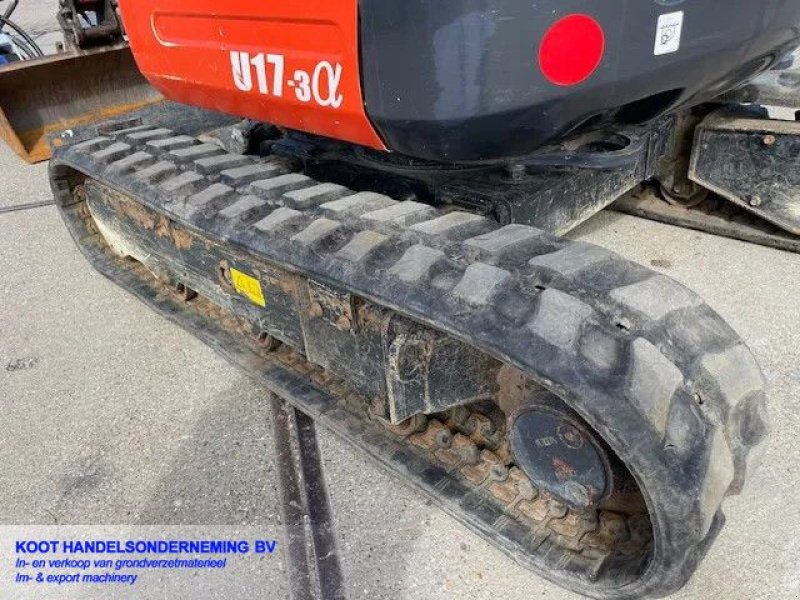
[
  {"x1": 293, "y1": 69, "x2": 312, "y2": 103},
  {"x1": 312, "y1": 61, "x2": 344, "y2": 109},
  {"x1": 267, "y1": 54, "x2": 285, "y2": 97},
  {"x1": 251, "y1": 53, "x2": 268, "y2": 94},
  {"x1": 654, "y1": 11, "x2": 684, "y2": 56},
  {"x1": 231, "y1": 51, "x2": 252, "y2": 92},
  {"x1": 229, "y1": 50, "x2": 343, "y2": 109}
]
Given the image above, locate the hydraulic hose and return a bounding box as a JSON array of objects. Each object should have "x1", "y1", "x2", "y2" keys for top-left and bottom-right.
[{"x1": 0, "y1": 14, "x2": 44, "y2": 57}]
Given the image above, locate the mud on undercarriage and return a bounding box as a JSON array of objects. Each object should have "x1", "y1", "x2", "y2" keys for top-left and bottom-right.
[{"x1": 49, "y1": 111, "x2": 768, "y2": 599}]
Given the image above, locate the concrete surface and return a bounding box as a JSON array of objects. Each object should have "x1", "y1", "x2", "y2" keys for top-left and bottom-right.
[
  {"x1": 2, "y1": 5, "x2": 800, "y2": 600},
  {"x1": 5, "y1": 0, "x2": 64, "y2": 56}
]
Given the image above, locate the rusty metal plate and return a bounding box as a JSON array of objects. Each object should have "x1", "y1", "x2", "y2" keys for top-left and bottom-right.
[{"x1": 689, "y1": 111, "x2": 800, "y2": 236}]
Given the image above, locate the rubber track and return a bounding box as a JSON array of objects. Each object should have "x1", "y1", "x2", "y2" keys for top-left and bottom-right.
[{"x1": 50, "y1": 126, "x2": 769, "y2": 599}]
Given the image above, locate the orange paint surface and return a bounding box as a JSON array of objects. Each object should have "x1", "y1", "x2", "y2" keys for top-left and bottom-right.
[{"x1": 118, "y1": 0, "x2": 385, "y2": 150}]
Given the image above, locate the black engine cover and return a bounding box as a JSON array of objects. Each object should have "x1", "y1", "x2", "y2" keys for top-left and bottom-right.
[{"x1": 359, "y1": 0, "x2": 800, "y2": 161}]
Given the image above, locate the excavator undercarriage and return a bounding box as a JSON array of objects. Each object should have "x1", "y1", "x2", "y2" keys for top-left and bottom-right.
[
  {"x1": 48, "y1": 103, "x2": 773, "y2": 599},
  {"x1": 3, "y1": 0, "x2": 799, "y2": 597}
]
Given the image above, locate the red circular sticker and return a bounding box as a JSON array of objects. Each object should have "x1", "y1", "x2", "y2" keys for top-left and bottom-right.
[{"x1": 538, "y1": 14, "x2": 605, "y2": 86}]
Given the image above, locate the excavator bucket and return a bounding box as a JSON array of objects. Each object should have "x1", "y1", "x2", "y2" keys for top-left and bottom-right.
[{"x1": 0, "y1": 44, "x2": 162, "y2": 163}]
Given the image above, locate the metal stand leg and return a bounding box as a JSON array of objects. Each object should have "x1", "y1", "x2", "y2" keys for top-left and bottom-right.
[{"x1": 269, "y1": 393, "x2": 347, "y2": 600}]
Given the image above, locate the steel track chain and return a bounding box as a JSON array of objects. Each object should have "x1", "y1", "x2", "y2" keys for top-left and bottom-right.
[{"x1": 277, "y1": 340, "x2": 650, "y2": 559}]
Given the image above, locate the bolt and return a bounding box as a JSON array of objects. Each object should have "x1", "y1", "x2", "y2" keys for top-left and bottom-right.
[
  {"x1": 748, "y1": 194, "x2": 763, "y2": 207},
  {"x1": 494, "y1": 204, "x2": 512, "y2": 225},
  {"x1": 382, "y1": 414, "x2": 427, "y2": 437},
  {"x1": 673, "y1": 181, "x2": 692, "y2": 196},
  {"x1": 174, "y1": 282, "x2": 198, "y2": 302},
  {"x1": 256, "y1": 331, "x2": 281, "y2": 351},
  {"x1": 434, "y1": 429, "x2": 453, "y2": 449},
  {"x1": 763, "y1": 134, "x2": 777, "y2": 146},
  {"x1": 557, "y1": 424, "x2": 585, "y2": 449},
  {"x1": 506, "y1": 163, "x2": 527, "y2": 182},
  {"x1": 563, "y1": 481, "x2": 591, "y2": 507}
]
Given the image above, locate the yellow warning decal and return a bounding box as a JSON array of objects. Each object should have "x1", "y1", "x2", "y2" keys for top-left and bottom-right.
[{"x1": 230, "y1": 267, "x2": 266, "y2": 307}]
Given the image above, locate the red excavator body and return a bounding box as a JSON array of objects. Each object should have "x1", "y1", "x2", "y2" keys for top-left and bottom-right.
[{"x1": 119, "y1": 0, "x2": 800, "y2": 161}]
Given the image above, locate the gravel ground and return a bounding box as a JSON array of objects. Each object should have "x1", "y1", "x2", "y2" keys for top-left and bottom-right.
[{"x1": 2, "y1": 4, "x2": 800, "y2": 600}]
